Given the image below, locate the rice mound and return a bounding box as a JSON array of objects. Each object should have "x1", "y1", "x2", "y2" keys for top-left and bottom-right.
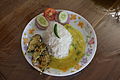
[{"x1": 42, "y1": 21, "x2": 72, "y2": 58}]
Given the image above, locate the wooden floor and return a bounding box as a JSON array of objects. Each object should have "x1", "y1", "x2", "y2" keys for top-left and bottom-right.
[{"x1": 0, "y1": 0, "x2": 120, "y2": 80}]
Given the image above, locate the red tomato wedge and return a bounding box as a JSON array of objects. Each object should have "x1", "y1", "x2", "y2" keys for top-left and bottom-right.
[{"x1": 44, "y1": 8, "x2": 57, "y2": 21}]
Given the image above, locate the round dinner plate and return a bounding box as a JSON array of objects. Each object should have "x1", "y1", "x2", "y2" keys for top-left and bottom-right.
[{"x1": 21, "y1": 10, "x2": 97, "y2": 76}]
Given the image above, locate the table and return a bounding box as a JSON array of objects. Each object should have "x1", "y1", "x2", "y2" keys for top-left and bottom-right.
[{"x1": 0, "y1": 0, "x2": 120, "y2": 80}]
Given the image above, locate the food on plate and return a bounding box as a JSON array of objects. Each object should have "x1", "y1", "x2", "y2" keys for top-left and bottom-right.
[
  {"x1": 48, "y1": 24, "x2": 86, "y2": 71},
  {"x1": 26, "y1": 8, "x2": 86, "y2": 72},
  {"x1": 27, "y1": 34, "x2": 42, "y2": 52},
  {"x1": 32, "y1": 50, "x2": 50, "y2": 71},
  {"x1": 35, "y1": 9, "x2": 70, "y2": 30},
  {"x1": 57, "y1": 11, "x2": 70, "y2": 24},
  {"x1": 35, "y1": 15, "x2": 49, "y2": 30},
  {"x1": 54, "y1": 24, "x2": 60, "y2": 38},
  {"x1": 42, "y1": 22, "x2": 72, "y2": 59},
  {"x1": 27, "y1": 34, "x2": 51, "y2": 72},
  {"x1": 44, "y1": 8, "x2": 57, "y2": 21}
]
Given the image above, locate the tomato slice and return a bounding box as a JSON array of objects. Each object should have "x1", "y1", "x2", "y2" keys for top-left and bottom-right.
[{"x1": 44, "y1": 8, "x2": 57, "y2": 21}]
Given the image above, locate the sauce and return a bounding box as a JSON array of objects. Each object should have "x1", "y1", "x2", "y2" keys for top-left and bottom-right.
[{"x1": 49, "y1": 24, "x2": 86, "y2": 71}]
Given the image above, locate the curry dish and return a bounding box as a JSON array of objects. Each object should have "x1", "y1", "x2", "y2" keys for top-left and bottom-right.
[{"x1": 49, "y1": 24, "x2": 86, "y2": 71}]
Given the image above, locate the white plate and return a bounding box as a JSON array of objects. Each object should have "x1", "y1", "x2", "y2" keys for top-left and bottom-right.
[{"x1": 21, "y1": 10, "x2": 97, "y2": 76}]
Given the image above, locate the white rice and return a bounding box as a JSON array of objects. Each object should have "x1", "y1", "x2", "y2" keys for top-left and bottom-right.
[{"x1": 42, "y1": 21, "x2": 72, "y2": 58}]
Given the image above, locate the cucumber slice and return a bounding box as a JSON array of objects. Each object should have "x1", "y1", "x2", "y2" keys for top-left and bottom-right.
[
  {"x1": 59, "y1": 11, "x2": 68, "y2": 24},
  {"x1": 54, "y1": 24, "x2": 60, "y2": 38},
  {"x1": 36, "y1": 15, "x2": 49, "y2": 29}
]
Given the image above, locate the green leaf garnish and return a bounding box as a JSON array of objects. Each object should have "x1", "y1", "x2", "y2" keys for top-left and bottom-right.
[{"x1": 76, "y1": 51, "x2": 81, "y2": 55}]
